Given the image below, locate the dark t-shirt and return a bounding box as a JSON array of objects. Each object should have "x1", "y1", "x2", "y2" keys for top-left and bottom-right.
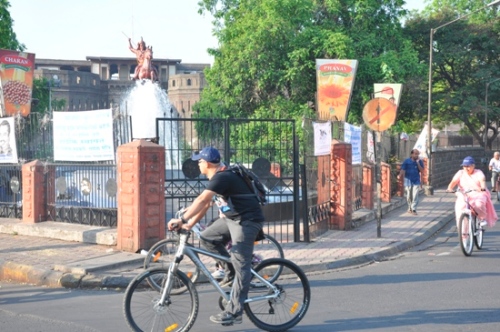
[{"x1": 206, "y1": 170, "x2": 265, "y2": 222}]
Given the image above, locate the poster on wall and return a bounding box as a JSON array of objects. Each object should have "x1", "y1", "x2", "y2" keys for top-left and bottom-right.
[
  {"x1": 316, "y1": 59, "x2": 358, "y2": 121},
  {"x1": 0, "y1": 49, "x2": 36, "y2": 117},
  {"x1": 53, "y1": 109, "x2": 115, "y2": 161},
  {"x1": 344, "y1": 123, "x2": 362, "y2": 164},
  {"x1": 0, "y1": 117, "x2": 19, "y2": 163},
  {"x1": 313, "y1": 121, "x2": 332, "y2": 156}
]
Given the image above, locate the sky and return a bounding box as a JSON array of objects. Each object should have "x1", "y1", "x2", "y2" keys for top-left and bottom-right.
[{"x1": 9, "y1": 0, "x2": 426, "y2": 65}]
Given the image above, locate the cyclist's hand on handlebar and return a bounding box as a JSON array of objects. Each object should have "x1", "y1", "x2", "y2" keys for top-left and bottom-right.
[
  {"x1": 168, "y1": 219, "x2": 183, "y2": 231},
  {"x1": 445, "y1": 189, "x2": 455, "y2": 193},
  {"x1": 168, "y1": 218, "x2": 194, "y2": 232}
]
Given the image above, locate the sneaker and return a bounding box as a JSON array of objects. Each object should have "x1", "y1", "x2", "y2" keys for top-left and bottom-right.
[
  {"x1": 411, "y1": 210, "x2": 418, "y2": 215},
  {"x1": 210, "y1": 311, "x2": 242, "y2": 325},
  {"x1": 211, "y1": 269, "x2": 225, "y2": 280},
  {"x1": 218, "y1": 274, "x2": 234, "y2": 288}
]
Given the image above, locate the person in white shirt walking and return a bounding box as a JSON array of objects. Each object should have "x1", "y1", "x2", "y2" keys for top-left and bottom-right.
[{"x1": 488, "y1": 151, "x2": 500, "y2": 192}]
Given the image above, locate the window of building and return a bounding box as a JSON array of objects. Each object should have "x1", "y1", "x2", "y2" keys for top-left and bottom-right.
[
  {"x1": 172, "y1": 80, "x2": 176, "y2": 87},
  {"x1": 187, "y1": 79, "x2": 192, "y2": 86}
]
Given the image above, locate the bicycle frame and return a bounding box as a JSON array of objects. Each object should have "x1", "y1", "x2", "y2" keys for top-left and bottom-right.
[{"x1": 159, "y1": 230, "x2": 280, "y2": 306}]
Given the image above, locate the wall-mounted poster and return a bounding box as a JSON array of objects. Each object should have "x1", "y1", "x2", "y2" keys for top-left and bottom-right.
[
  {"x1": 313, "y1": 121, "x2": 332, "y2": 156},
  {"x1": 0, "y1": 117, "x2": 19, "y2": 163},
  {"x1": 0, "y1": 49, "x2": 36, "y2": 117},
  {"x1": 316, "y1": 59, "x2": 358, "y2": 121},
  {"x1": 53, "y1": 109, "x2": 115, "y2": 161}
]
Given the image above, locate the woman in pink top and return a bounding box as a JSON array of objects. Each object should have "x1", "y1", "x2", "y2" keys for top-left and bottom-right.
[{"x1": 446, "y1": 156, "x2": 497, "y2": 227}]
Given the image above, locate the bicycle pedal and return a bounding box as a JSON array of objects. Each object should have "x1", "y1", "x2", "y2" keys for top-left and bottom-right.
[{"x1": 221, "y1": 322, "x2": 234, "y2": 326}]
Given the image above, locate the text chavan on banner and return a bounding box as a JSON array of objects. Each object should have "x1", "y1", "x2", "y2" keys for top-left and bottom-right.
[
  {"x1": 53, "y1": 109, "x2": 115, "y2": 161},
  {"x1": 313, "y1": 121, "x2": 332, "y2": 156},
  {"x1": 316, "y1": 59, "x2": 358, "y2": 121},
  {"x1": 413, "y1": 124, "x2": 439, "y2": 158},
  {"x1": 344, "y1": 123, "x2": 362, "y2": 164}
]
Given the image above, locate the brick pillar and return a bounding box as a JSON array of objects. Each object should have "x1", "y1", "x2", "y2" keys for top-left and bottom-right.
[
  {"x1": 393, "y1": 162, "x2": 404, "y2": 197},
  {"x1": 421, "y1": 158, "x2": 429, "y2": 185},
  {"x1": 117, "y1": 140, "x2": 165, "y2": 252},
  {"x1": 330, "y1": 140, "x2": 352, "y2": 230},
  {"x1": 362, "y1": 163, "x2": 374, "y2": 209},
  {"x1": 380, "y1": 162, "x2": 391, "y2": 203},
  {"x1": 270, "y1": 162, "x2": 281, "y2": 178},
  {"x1": 22, "y1": 160, "x2": 46, "y2": 223}
]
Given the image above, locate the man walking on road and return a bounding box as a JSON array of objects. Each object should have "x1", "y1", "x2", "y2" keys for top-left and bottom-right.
[{"x1": 399, "y1": 149, "x2": 424, "y2": 215}]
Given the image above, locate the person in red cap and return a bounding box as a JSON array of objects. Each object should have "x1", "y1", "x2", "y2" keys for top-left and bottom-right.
[
  {"x1": 167, "y1": 146, "x2": 265, "y2": 326},
  {"x1": 446, "y1": 156, "x2": 497, "y2": 228}
]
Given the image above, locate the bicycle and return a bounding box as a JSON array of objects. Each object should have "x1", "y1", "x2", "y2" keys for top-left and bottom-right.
[
  {"x1": 448, "y1": 189, "x2": 485, "y2": 256},
  {"x1": 495, "y1": 174, "x2": 500, "y2": 202},
  {"x1": 143, "y1": 218, "x2": 284, "y2": 293},
  {"x1": 123, "y1": 229, "x2": 311, "y2": 332}
]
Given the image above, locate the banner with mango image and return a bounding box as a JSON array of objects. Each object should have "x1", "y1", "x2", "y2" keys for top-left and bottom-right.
[
  {"x1": 0, "y1": 49, "x2": 36, "y2": 117},
  {"x1": 315, "y1": 59, "x2": 358, "y2": 121}
]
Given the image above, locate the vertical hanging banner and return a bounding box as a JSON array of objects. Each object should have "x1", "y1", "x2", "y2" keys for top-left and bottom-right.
[
  {"x1": 373, "y1": 83, "x2": 403, "y2": 108},
  {"x1": 413, "y1": 124, "x2": 439, "y2": 158},
  {"x1": 0, "y1": 117, "x2": 18, "y2": 163},
  {"x1": 316, "y1": 59, "x2": 358, "y2": 121},
  {"x1": 0, "y1": 49, "x2": 36, "y2": 117},
  {"x1": 53, "y1": 109, "x2": 115, "y2": 161},
  {"x1": 344, "y1": 123, "x2": 362, "y2": 164},
  {"x1": 313, "y1": 121, "x2": 332, "y2": 156}
]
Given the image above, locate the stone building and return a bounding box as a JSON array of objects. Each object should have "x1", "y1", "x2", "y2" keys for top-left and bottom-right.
[{"x1": 34, "y1": 56, "x2": 209, "y2": 117}]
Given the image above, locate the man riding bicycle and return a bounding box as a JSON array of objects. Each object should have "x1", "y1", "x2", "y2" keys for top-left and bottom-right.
[
  {"x1": 167, "y1": 147, "x2": 264, "y2": 326},
  {"x1": 446, "y1": 156, "x2": 497, "y2": 228},
  {"x1": 488, "y1": 151, "x2": 500, "y2": 192}
]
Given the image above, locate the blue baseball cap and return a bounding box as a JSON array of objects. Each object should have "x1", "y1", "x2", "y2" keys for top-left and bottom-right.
[
  {"x1": 192, "y1": 147, "x2": 221, "y2": 163},
  {"x1": 461, "y1": 156, "x2": 475, "y2": 166}
]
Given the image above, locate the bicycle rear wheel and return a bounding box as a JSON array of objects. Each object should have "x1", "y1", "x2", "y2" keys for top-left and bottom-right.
[
  {"x1": 144, "y1": 239, "x2": 200, "y2": 293},
  {"x1": 251, "y1": 234, "x2": 285, "y2": 285},
  {"x1": 245, "y1": 258, "x2": 310, "y2": 332},
  {"x1": 458, "y1": 213, "x2": 474, "y2": 256},
  {"x1": 123, "y1": 268, "x2": 199, "y2": 332},
  {"x1": 474, "y1": 219, "x2": 484, "y2": 250}
]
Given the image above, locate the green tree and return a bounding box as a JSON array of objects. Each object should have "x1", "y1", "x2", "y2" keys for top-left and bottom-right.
[
  {"x1": 0, "y1": 0, "x2": 25, "y2": 51},
  {"x1": 195, "y1": 0, "x2": 423, "y2": 126},
  {"x1": 404, "y1": 3, "x2": 500, "y2": 148}
]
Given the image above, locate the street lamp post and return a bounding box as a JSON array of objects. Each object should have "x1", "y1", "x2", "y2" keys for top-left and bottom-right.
[
  {"x1": 484, "y1": 77, "x2": 500, "y2": 150},
  {"x1": 426, "y1": 0, "x2": 500, "y2": 195}
]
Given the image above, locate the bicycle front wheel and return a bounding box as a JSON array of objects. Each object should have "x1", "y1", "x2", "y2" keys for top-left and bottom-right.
[
  {"x1": 245, "y1": 258, "x2": 310, "y2": 332},
  {"x1": 458, "y1": 213, "x2": 474, "y2": 256},
  {"x1": 123, "y1": 268, "x2": 199, "y2": 332},
  {"x1": 474, "y1": 219, "x2": 484, "y2": 250},
  {"x1": 144, "y1": 239, "x2": 200, "y2": 293}
]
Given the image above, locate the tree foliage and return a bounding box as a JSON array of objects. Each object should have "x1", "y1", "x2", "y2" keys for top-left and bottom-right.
[
  {"x1": 194, "y1": 0, "x2": 423, "y2": 127},
  {"x1": 404, "y1": 2, "x2": 500, "y2": 147},
  {"x1": 0, "y1": 0, "x2": 24, "y2": 51}
]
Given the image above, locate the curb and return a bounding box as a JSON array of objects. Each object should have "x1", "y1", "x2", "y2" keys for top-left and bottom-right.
[{"x1": 297, "y1": 208, "x2": 455, "y2": 274}]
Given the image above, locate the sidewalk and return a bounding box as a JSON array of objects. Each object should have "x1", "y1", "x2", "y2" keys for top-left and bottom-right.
[{"x1": 0, "y1": 190, "x2": 456, "y2": 289}]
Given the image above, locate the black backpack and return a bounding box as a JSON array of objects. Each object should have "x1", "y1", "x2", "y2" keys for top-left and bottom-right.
[{"x1": 227, "y1": 163, "x2": 268, "y2": 206}]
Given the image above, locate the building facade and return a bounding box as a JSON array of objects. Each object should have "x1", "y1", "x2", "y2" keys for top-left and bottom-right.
[{"x1": 34, "y1": 57, "x2": 209, "y2": 117}]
